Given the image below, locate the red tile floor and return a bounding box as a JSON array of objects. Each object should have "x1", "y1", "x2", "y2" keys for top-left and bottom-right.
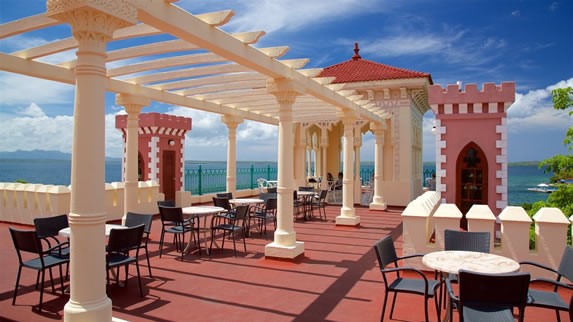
[{"x1": 0, "y1": 204, "x2": 570, "y2": 321}]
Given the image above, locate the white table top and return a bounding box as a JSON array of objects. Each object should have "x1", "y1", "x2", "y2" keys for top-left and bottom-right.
[
  {"x1": 229, "y1": 198, "x2": 263, "y2": 205},
  {"x1": 422, "y1": 250, "x2": 520, "y2": 275},
  {"x1": 58, "y1": 224, "x2": 125, "y2": 238},
  {"x1": 182, "y1": 206, "x2": 225, "y2": 216},
  {"x1": 297, "y1": 191, "x2": 315, "y2": 196}
]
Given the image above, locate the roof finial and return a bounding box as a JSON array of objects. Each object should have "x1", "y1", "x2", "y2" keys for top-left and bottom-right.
[{"x1": 352, "y1": 42, "x2": 361, "y2": 60}]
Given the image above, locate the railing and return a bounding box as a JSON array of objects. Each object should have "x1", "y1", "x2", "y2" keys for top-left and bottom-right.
[
  {"x1": 422, "y1": 169, "x2": 436, "y2": 187},
  {"x1": 184, "y1": 165, "x2": 277, "y2": 195}
]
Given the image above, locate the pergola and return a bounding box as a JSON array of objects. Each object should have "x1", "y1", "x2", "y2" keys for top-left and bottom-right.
[{"x1": 0, "y1": 1, "x2": 391, "y2": 320}]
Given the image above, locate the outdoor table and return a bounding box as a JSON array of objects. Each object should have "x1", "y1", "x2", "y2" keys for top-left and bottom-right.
[
  {"x1": 422, "y1": 250, "x2": 520, "y2": 322},
  {"x1": 182, "y1": 206, "x2": 224, "y2": 255},
  {"x1": 229, "y1": 198, "x2": 264, "y2": 206},
  {"x1": 58, "y1": 224, "x2": 125, "y2": 238},
  {"x1": 296, "y1": 190, "x2": 315, "y2": 220},
  {"x1": 266, "y1": 180, "x2": 278, "y2": 188}
]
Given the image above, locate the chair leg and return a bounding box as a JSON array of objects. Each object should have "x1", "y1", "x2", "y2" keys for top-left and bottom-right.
[
  {"x1": 242, "y1": 229, "x2": 247, "y2": 253},
  {"x1": 135, "y1": 260, "x2": 143, "y2": 297},
  {"x1": 59, "y1": 264, "x2": 65, "y2": 294},
  {"x1": 232, "y1": 231, "x2": 237, "y2": 257},
  {"x1": 434, "y1": 294, "x2": 441, "y2": 322},
  {"x1": 48, "y1": 267, "x2": 55, "y2": 292},
  {"x1": 381, "y1": 290, "x2": 389, "y2": 322},
  {"x1": 423, "y1": 296, "x2": 429, "y2": 322},
  {"x1": 209, "y1": 229, "x2": 215, "y2": 254},
  {"x1": 39, "y1": 269, "x2": 45, "y2": 311},
  {"x1": 144, "y1": 247, "x2": 152, "y2": 277},
  {"x1": 389, "y1": 292, "x2": 397, "y2": 319},
  {"x1": 159, "y1": 231, "x2": 165, "y2": 258},
  {"x1": 12, "y1": 266, "x2": 23, "y2": 305}
]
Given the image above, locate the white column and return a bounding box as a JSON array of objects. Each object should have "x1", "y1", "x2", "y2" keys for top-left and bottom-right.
[
  {"x1": 265, "y1": 79, "x2": 304, "y2": 259},
  {"x1": 370, "y1": 123, "x2": 387, "y2": 210},
  {"x1": 294, "y1": 125, "x2": 307, "y2": 188},
  {"x1": 116, "y1": 94, "x2": 149, "y2": 223},
  {"x1": 46, "y1": 1, "x2": 136, "y2": 321},
  {"x1": 221, "y1": 115, "x2": 243, "y2": 194},
  {"x1": 336, "y1": 114, "x2": 360, "y2": 226},
  {"x1": 320, "y1": 128, "x2": 329, "y2": 190},
  {"x1": 354, "y1": 124, "x2": 362, "y2": 203}
]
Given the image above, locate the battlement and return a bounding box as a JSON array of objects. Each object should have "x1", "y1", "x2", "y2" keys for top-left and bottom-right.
[
  {"x1": 115, "y1": 112, "x2": 192, "y2": 131},
  {"x1": 428, "y1": 82, "x2": 515, "y2": 105}
]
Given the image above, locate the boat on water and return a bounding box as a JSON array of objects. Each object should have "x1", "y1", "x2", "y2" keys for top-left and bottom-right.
[{"x1": 527, "y1": 183, "x2": 557, "y2": 193}]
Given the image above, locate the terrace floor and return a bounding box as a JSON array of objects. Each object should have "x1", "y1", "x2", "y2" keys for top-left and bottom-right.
[{"x1": 0, "y1": 204, "x2": 570, "y2": 321}]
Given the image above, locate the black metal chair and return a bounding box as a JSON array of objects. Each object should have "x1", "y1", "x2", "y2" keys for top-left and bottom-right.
[
  {"x1": 311, "y1": 189, "x2": 328, "y2": 221},
  {"x1": 267, "y1": 187, "x2": 277, "y2": 194},
  {"x1": 33, "y1": 214, "x2": 70, "y2": 258},
  {"x1": 212, "y1": 196, "x2": 237, "y2": 219},
  {"x1": 250, "y1": 197, "x2": 277, "y2": 238},
  {"x1": 158, "y1": 205, "x2": 198, "y2": 260},
  {"x1": 210, "y1": 205, "x2": 249, "y2": 256},
  {"x1": 373, "y1": 235, "x2": 441, "y2": 322},
  {"x1": 450, "y1": 270, "x2": 530, "y2": 322},
  {"x1": 9, "y1": 227, "x2": 70, "y2": 311},
  {"x1": 125, "y1": 212, "x2": 154, "y2": 277},
  {"x1": 157, "y1": 200, "x2": 175, "y2": 207},
  {"x1": 216, "y1": 192, "x2": 233, "y2": 200},
  {"x1": 106, "y1": 224, "x2": 145, "y2": 297},
  {"x1": 443, "y1": 229, "x2": 491, "y2": 315},
  {"x1": 520, "y1": 246, "x2": 573, "y2": 322}
]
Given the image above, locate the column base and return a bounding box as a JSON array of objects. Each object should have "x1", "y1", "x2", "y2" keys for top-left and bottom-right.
[
  {"x1": 336, "y1": 215, "x2": 361, "y2": 226},
  {"x1": 64, "y1": 297, "x2": 112, "y2": 322},
  {"x1": 265, "y1": 241, "x2": 304, "y2": 259},
  {"x1": 369, "y1": 202, "x2": 387, "y2": 211}
]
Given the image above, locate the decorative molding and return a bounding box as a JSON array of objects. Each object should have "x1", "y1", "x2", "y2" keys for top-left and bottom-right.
[{"x1": 148, "y1": 136, "x2": 160, "y2": 183}]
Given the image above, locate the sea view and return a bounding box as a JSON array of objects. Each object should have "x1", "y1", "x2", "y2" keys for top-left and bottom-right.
[{"x1": 0, "y1": 159, "x2": 553, "y2": 206}]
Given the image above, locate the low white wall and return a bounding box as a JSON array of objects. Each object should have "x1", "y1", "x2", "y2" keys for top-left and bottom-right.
[
  {"x1": 0, "y1": 181, "x2": 161, "y2": 225},
  {"x1": 401, "y1": 193, "x2": 572, "y2": 280}
]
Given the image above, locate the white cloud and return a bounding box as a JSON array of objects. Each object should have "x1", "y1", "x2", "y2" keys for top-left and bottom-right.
[{"x1": 0, "y1": 73, "x2": 74, "y2": 107}]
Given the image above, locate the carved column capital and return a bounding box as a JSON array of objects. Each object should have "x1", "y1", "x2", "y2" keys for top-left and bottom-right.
[
  {"x1": 221, "y1": 115, "x2": 244, "y2": 130},
  {"x1": 116, "y1": 94, "x2": 150, "y2": 114},
  {"x1": 267, "y1": 78, "x2": 301, "y2": 105}
]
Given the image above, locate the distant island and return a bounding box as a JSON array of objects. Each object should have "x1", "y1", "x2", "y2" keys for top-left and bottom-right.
[{"x1": 0, "y1": 150, "x2": 542, "y2": 167}]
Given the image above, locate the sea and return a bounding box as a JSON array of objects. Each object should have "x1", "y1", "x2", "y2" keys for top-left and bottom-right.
[{"x1": 0, "y1": 159, "x2": 553, "y2": 206}]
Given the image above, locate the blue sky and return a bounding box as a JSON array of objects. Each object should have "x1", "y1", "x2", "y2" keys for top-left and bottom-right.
[{"x1": 0, "y1": 0, "x2": 571, "y2": 162}]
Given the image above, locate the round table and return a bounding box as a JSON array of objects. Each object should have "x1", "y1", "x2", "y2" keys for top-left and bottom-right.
[
  {"x1": 422, "y1": 250, "x2": 520, "y2": 275},
  {"x1": 182, "y1": 206, "x2": 225, "y2": 255},
  {"x1": 229, "y1": 198, "x2": 264, "y2": 206},
  {"x1": 297, "y1": 191, "x2": 316, "y2": 220},
  {"x1": 58, "y1": 224, "x2": 125, "y2": 238}
]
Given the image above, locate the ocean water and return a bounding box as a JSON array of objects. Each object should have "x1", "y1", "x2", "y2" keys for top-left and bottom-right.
[{"x1": 0, "y1": 159, "x2": 552, "y2": 206}]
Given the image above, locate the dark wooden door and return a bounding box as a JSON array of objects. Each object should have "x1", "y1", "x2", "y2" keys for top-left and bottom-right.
[
  {"x1": 162, "y1": 150, "x2": 176, "y2": 201},
  {"x1": 456, "y1": 143, "x2": 488, "y2": 230}
]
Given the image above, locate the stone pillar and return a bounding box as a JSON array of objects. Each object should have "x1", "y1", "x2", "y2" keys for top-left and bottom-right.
[
  {"x1": 336, "y1": 113, "x2": 360, "y2": 226},
  {"x1": 353, "y1": 123, "x2": 362, "y2": 203},
  {"x1": 294, "y1": 124, "x2": 307, "y2": 188},
  {"x1": 116, "y1": 94, "x2": 149, "y2": 223},
  {"x1": 265, "y1": 79, "x2": 304, "y2": 259},
  {"x1": 370, "y1": 123, "x2": 387, "y2": 210},
  {"x1": 221, "y1": 115, "x2": 243, "y2": 194},
  {"x1": 320, "y1": 126, "x2": 329, "y2": 190},
  {"x1": 46, "y1": 1, "x2": 136, "y2": 320}
]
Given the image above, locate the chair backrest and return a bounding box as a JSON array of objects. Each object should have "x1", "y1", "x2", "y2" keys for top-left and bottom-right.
[
  {"x1": 158, "y1": 206, "x2": 185, "y2": 224},
  {"x1": 319, "y1": 189, "x2": 328, "y2": 200},
  {"x1": 458, "y1": 270, "x2": 530, "y2": 315},
  {"x1": 373, "y1": 235, "x2": 399, "y2": 269},
  {"x1": 265, "y1": 198, "x2": 278, "y2": 212},
  {"x1": 233, "y1": 205, "x2": 249, "y2": 221},
  {"x1": 10, "y1": 227, "x2": 43, "y2": 256},
  {"x1": 107, "y1": 224, "x2": 145, "y2": 254},
  {"x1": 267, "y1": 187, "x2": 277, "y2": 194},
  {"x1": 33, "y1": 214, "x2": 69, "y2": 238},
  {"x1": 216, "y1": 192, "x2": 233, "y2": 199},
  {"x1": 299, "y1": 186, "x2": 313, "y2": 192},
  {"x1": 444, "y1": 229, "x2": 490, "y2": 253},
  {"x1": 557, "y1": 246, "x2": 573, "y2": 282},
  {"x1": 157, "y1": 200, "x2": 176, "y2": 207},
  {"x1": 125, "y1": 212, "x2": 153, "y2": 233},
  {"x1": 212, "y1": 196, "x2": 232, "y2": 210}
]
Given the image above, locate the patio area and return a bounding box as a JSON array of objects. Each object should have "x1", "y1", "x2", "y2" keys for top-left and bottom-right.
[{"x1": 0, "y1": 204, "x2": 569, "y2": 322}]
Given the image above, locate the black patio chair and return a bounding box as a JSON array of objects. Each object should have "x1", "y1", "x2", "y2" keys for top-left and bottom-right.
[
  {"x1": 373, "y1": 235, "x2": 441, "y2": 322},
  {"x1": 210, "y1": 205, "x2": 249, "y2": 257},
  {"x1": 450, "y1": 270, "x2": 530, "y2": 322},
  {"x1": 520, "y1": 246, "x2": 573, "y2": 322},
  {"x1": 250, "y1": 197, "x2": 277, "y2": 239},
  {"x1": 212, "y1": 196, "x2": 237, "y2": 219},
  {"x1": 311, "y1": 189, "x2": 328, "y2": 221},
  {"x1": 124, "y1": 212, "x2": 154, "y2": 277},
  {"x1": 9, "y1": 227, "x2": 70, "y2": 311},
  {"x1": 157, "y1": 200, "x2": 175, "y2": 207},
  {"x1": 106, "y1": 224, "x2": 145, "y2": 297},
  {"x1": 267, "y1": 187, "x2": 277, "y2": 194},
  {"x1": 443, "y1": 229, "x2": 491, "y2": 315},
  {"x1": 158, "y1": 205, "x2": 198, "y2": 260},
  {"x1": 216, "y1": 192, "x2": 233, "y2": 200},
  {"x1": 33, "y1": 214, "x2": 70, "y2": 259}
]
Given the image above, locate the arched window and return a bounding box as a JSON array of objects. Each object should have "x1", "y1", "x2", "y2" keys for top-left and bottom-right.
[{"x1": 456, "y1": 142, "x2": 488, "y2": 229}]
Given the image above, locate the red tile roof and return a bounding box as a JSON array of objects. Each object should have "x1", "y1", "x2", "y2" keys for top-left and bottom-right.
[{"x1": 319, "y1": 43, "x2": 433, "y2": 84}]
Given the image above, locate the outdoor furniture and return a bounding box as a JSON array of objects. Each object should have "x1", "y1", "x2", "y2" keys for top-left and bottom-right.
[
  {"x1": 449, "y1": 270, "x2": 530, "y2": 322},
  {"x1": 422, "y1": 250, "x2": 520, "y2": 322},
  {"x1": 33, "y1": 214, "x2": 70, "y2": 259},
  {"x1": 311, "y1": 189, "x2": 328, "y2": 221},
  {"x1": 157, "y1": 200, "x2": 176, "y2": 207},
  {"x1": 212, "y1": 196, "x2": 237, "y2": 218},
  {"x1": 181, "y1": 206, "x2": 225, "y2": 255},
  {"x1": 297, "y1": 190, "x2": 315, "y2": 220},
  {"x1": 9, "y1": 227, "x2": 70, "y2": 311},
  {"x1": 216, "y1": 192, "x2": 233, "y2": 199},
  {"x1": 267, "y1": 186, "x2": 277, "y2": 193},
  {"x1": 106, "y1": 224, "x2": 145, "y2": 297},
  {"x1": 257, "y1": 178, "x2": 268, "y2": 193},
  {"x1": 373, "y1": 235, "x2": 441, "y2": 322},
  {"x1": 158, "y1": 205, "x2": 199, "y2": 260},
  {"x1": 520, "y1": 246, "x2": 573, "y2": 322},
  {"x1": 124, "y1": 212, "x2": 154, "y2": 277},
  {"x1": 210, "y1": 205, "x2": 249, "y2": 257},
  {"x1": 250, "y1": 197, "x2": 277, "y2": 238},
  {"x1": 442, "y1": 229, "x2": 491, "y2": 315}
]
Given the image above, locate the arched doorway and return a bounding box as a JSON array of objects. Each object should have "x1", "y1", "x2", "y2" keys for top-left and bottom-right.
[{"x1": 456, "y1": 142, "x2": 488, "y2": 229}]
